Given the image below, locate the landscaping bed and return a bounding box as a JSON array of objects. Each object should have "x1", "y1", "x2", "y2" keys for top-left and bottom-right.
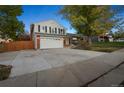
[
  {"x1": 90, "y1": 47, "x2": 119, "y2": 52},
  {"x1": 0, "y1": 64, "x2": 12, "y2": 81}
]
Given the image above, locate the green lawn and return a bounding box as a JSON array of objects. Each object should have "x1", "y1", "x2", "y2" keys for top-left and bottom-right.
[
  {"x1": 92, "y1": 42, "x2": 124, "y2": 47},
  {"x1": 90, "y1": 42, "x2": 124, "y2": 52}
]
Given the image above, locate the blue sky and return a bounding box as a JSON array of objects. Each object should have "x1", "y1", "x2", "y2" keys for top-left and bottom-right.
[
  {"x1": 18, "y1": 5, "x2": 76, "y2": 33},
  {"x1": 18, "y1": 5, "x2": 124, "y2": 34}
]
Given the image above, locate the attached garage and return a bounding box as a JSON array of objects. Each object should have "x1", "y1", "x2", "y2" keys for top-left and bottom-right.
[
  {"x1": 40, "y1": 37, "x2": 63, "y2": 49},
  {"x1": 34, "y1": 34, "x2": 70, "y2": 49}
]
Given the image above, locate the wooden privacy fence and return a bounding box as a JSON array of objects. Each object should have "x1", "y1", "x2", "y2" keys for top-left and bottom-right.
[{"x1": 0, "y1": 41, "x2": 34, "y2": 52}]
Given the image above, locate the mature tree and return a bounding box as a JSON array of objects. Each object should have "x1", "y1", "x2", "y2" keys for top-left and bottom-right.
[
  {"x1": 0, "y1": 5, "x2": 24, "y2": 40},
  {"x1": 113, "y1": 30, "x2": 124, "y2": 39},
  {"x1": 59, "y1": 5, "x2": 124, "y2": 45}
]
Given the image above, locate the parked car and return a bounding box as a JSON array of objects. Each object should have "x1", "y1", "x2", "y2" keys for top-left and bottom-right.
[
  {"x1": 0, "y1": 38, "x2": 13, "y2": 43},
  {"x1": 0, "y1": 38, "x2": 5, "y2": 43}
]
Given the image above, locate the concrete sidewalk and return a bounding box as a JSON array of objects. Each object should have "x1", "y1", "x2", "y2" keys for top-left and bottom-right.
[
  {"x1": 88, "y1": 63, "x2": 124, "y2": 87},
  {"x1": 0, "y1": 49, "x2": 124, "y2": 87}
]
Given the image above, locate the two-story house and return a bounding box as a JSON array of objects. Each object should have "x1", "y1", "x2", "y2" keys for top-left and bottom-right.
[{"x1": 30, "y1": 20, "x2": 70, "y2": 49}]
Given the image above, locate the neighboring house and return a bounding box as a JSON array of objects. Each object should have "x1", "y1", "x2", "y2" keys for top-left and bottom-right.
[
  {"x1": 17, "y1": 31, "x2": 31, "y2": 41},
  {"x1": 98, "y1": 33, "x2": 113, "y2": 42},
  {"x1": 30, "y1": 20, "x2": 70, "y2": 49}
]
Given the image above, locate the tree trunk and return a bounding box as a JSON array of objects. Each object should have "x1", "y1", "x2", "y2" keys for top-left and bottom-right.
[{"x1": 87, "y1": 36, "x2": 92, "y2": 45}]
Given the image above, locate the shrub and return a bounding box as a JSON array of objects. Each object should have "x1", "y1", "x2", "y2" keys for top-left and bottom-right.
[{"x1": 0, "y1": 64, "x2": 12, "y2": 81}]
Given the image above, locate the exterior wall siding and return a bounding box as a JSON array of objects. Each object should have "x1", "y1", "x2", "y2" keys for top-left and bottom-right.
[{"x1": 33, "y1": 20, "x2": 66, "y2": 35}]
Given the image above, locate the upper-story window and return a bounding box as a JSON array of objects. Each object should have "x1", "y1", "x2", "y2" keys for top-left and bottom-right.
[
  {"x1": 49, "y1": 27, "x2": 51, "y2": 34},
  {"x1": 55, "y1": 28, "x2": 57, "y2": 34},
  {"x1": 38, "y1": 25, "x2": 40, "y2": 32},
  {"x1": 63, "y1": 29, "x2": 65, "y2": 35},
  {"x1": 58, "y1": 28, "x2": 61, "y2": 34},
  {"x1": 52, "y1": 28, "x2": 54, "y2": 34},
  {"x1": 61, "y1": 29, "x2": 63, "y2": 34},
  {"x1": 45, "y1": 26, "x2": 47, "y2": 33},
  {"x1": 42, "y1": 26, "x2": 44, "y2": 30}
]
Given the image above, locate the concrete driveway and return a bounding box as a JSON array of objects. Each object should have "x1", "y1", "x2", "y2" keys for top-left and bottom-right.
[{"x1": 0, "y1": 48, "x2": 106, "y2": 77}]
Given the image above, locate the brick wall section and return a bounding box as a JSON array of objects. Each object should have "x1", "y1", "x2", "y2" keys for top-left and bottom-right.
[
  {"x1": 37, "y1": 38, "x2": 40, "y2": 49},
  {"x1": 36, "y1": 35, "x2": 40, "y2": 49}
]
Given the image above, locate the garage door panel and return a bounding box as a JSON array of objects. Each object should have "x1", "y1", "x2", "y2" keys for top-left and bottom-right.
[{"x1": 40, "y1": 37, "x2": 63, "y2": 49}]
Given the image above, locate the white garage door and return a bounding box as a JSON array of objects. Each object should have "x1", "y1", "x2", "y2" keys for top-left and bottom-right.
[{"x1": 40, "y1": 37, "x2": 63, "y2": 49}]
